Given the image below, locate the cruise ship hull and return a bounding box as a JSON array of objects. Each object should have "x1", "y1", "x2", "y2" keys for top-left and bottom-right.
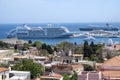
[{"x1": 7, "y1": 33, "x2": 75, "y2": 39}]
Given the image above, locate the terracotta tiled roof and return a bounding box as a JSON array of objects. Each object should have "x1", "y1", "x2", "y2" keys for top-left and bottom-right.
[
  {"x1": 102, "y1": 56, "x2": 120, "y2": 66},
  {"x1": 0, "y1": 67, "x2": 8, "y2": 72},
  {"x1": 102, "y1": 71, "x2": 120, "y2": 78},
  {"x1": 40, "y1": 73, "x2": 63, "y2": 79}
]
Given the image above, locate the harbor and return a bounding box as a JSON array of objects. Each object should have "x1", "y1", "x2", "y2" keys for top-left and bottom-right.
[
  {"x1": 0, "y1": 23, "x2": 120, "y2": 45},
  {"x1": 0, "y1": 0, "x2": 120, "y2": 79}
]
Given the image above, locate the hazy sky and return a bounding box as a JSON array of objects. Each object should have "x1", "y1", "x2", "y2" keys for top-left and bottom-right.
[{"x1": 0, "y1": 0, "x2": 120, "y2": 23}]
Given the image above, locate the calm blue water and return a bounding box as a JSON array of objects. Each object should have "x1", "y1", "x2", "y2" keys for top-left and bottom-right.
[{"x1": 0, "y1": 23, "x2": 120, "y2": 45}]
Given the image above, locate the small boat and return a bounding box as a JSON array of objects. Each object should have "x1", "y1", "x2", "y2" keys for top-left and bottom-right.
[
  {"x1": 86, "y1": 30, "x2": 111, "y2": 38},
  {"x1": 83, "y1": 35, "x2": 96, "y2": 41},
  {"x1": 108, "y1": 32, "x2": 120, "y2": 38}
]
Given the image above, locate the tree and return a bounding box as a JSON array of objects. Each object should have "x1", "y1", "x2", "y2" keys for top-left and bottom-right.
[
  {"x1": 71, "y1": 71, "x2": 77, "y2": 80},
  {"x1": 28, "y1": 40, "x2": 32, "y2": 44},
  {"x1": 90, "y1": 41, "x2": 94, "y2": 48},
  {"x1": 33, "y1": 41, "x2": 42, "y2": 47},
  {"x1": 90, "y1": 41, "x2": 96, "y2": 53},
  {"x1": 40, "y1": 49, "x2": 49, "y2": 56},
  {"x1": 42, "y1": 43, "x2": 54, "y2": 54},
  {"x1": 14, "y1": 44, "x2": 18, "y2": 50},
  {"x1": 53, "y1": 46, "x2": 58, "y2": 52},
  {"x1": 84, "y1": 64, "x2": 94, "y2": 71},
  {"x1": 84, "y1": 57, "x2": 90, "y2": 61},
  {"x1": 83, "y1": 41, "x2": 93, "y2": 57},
  {"x1": 0, "y1": 63, "x2": 9, "y2": 68},
  {"x1": 41, "y1": 43, "x2": 47, "y2": 50},
  {"x1": 22, "y1": 43, "x2": 29, "y2": 51},
  {"x1": 33, "y1": 41, "x2": 42, "y2": 52},
  {"x1": 90, "y1": 54, "x2": 97, "y2": 61},
  {"x1": 74, "y1": 46, "x2": 83, "y2": 54},
  {"x1": 0, "y1": 41, "x2": 10, "y2": 49},
  {"x1": 57, "y1": 41, "x2": 75, "y2": 50},
  {"x1": 46, "y1": 45, "x2": 54, "y2": 54},
  {"x1": 62, "y1": 74, "x2": 70, "y2": 80},
  {"x1": 11, "y1": 59, "x2": 42, "y2": 79}
]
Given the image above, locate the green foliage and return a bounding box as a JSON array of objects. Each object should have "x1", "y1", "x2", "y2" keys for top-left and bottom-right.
[
  {"x1": 32, "y1": 41, "x2": 53, "y2": 54},
  {"x1": 83, "y1": 41, "x2": 104, "y2": 62},
  {"x1": 84, "y1": 64, "x2": 94, "y2": 71},
  {"x1": 0, "y1": 41, "x2": 10, "y2": 49},
  {"x1": 96, "y1": 58, "x2": 104, "y2": 63},
  {"x1": 33, "y1": 41, "x2": 42, "y2": 52},
  {"x1": 41, "y1": 43, "x2": 54, "y2": 54},
  {"x1": 57, "y1": 41, "x2": 75, "y2": 50},
  {"x1": 62, "y1": 72, "x2": 77, "y2": 80},
  {"x1": 11, "y1": 59, "x2": 42, "y2": 79},
  {"x1": 14, "y1": 44, "x2": 18, "y2": 50},
  {"x1": 46, "y1": 45, "x2": 54, "y2": 54},
  {"x1": 62, "y1": 74, "x2": 70, "y2": 80},
  {"x1": 40, "y1": 49, "x2": 49, "y2": 56},
  {"x1": 90, "y1": 54, "x2": 97, "y2": 61},
  {"x1": 41, "y1": 43, "x2": 47, "y2": 50},
  {"x1": 74, "y1": 46, "x2": 83, "y2": 54},
  {"x1": 22, "y1": 43, "x2": 29, "y2": 51},
  {"x1": 53, "y1": 46, "x2": 58, "y2": 52},
  {"x1": 33, "y1": 41, "x2": 42, "y2": 47},
  {"x1": 0, "y1": 64, "x2": 9, "y2": 68},
  {"x1": 84, "y1": 57, "x2": 90, "y2": 61},
  {"x1": 83, "y1": 41, "x2": 93, "y2": 57},
  {"x1": 28, "y1": 40, "x2": 32, "y2": 44},
  {"x1": 71, "y1": 71, "x2": 77, "y2": 80}
]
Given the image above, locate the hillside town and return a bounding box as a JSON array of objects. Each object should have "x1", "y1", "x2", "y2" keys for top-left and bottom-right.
[{"x1": 0, "y1": 38, "x2": 120, "y2": 80}]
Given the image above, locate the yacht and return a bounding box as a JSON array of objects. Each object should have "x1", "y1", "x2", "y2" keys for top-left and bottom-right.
[
  {"x1": 7, "y1": 24, "x2": 79, "y2": 39},
  {"x1": 108, "y1": 32, "x2": 120, "y2": 38},
  {"x1": 83, "y1": 35, "x2": 96, "y2": 41},
  {"x1": 86, "y1": 30, "x2": 112, "y2": 38}
]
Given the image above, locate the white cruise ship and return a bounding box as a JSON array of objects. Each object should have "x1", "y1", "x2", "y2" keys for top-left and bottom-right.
[{"x1": 7, "y1": 24, "x2": 79, "y2": 39}]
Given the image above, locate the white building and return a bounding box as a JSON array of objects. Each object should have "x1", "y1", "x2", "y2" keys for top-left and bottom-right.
[
  {"x1": 0, "y1": 67, "x2": 30, "y2": 80},
  {"x1": 9, "y1": 71, "x2": 30, "y2": 80},
  {"x1": 0, "y1": 67, "x2": 9, "y2": 80}
]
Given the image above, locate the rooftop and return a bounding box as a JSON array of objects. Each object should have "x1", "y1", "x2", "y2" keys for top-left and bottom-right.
[
  {"x1": 78, "y1": 71, "x2": 101, "y2": 80},
  {"x1": 72, "y1": 54, "x2": 83, "y2": 57},
  {"x1": 102, "y1": 56, "x2": 120, "y2": 66},
  {"x1": 0, "y1": 67, "x2": 8, "y2": 72},
  {"x1": 40, "y1": 73, "x2": 63, "y2": 79},
  {"x1": 102, "y1": 71, "x2": 120, "y2": 78}
]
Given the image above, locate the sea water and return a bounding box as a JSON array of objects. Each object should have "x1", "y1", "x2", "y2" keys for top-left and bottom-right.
[{"x1": 0, "y1": 23, "x2": 120, "y2": 45}]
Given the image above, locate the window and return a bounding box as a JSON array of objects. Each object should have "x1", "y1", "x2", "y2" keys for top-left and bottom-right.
[{"x1": 2, "y1": 75, "x2": 6, "y2": 80}]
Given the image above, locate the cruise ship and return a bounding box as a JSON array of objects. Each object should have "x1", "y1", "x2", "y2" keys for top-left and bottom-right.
[
  {"x1": 79, "y1": 27, "x2": 119, "y2": 31},
  {"x1": 79, "y1": 24, "x2": 119, "y2": 31},
  {"x1": 7, "y1": 24, "x2": 79, "y2": 39}
]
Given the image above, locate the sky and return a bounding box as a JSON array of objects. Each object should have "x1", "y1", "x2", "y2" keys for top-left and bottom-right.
[{"x1": 0, "y1": 0, "x2": 120, "y2": 23}]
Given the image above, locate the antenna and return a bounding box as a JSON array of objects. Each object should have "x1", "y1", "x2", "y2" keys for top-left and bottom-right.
[{"x1": 47, "y1": 23, "x2": 52, "y2": 27}]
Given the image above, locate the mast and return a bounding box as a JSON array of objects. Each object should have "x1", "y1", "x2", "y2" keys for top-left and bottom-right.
[{"x1": 106, "y1": 23, "x2": 109, "y2": 27}]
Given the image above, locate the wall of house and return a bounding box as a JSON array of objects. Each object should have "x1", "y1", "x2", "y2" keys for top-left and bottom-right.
[{"x1": 0, "y1": 71, "x2": 9, "y2": 80}]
